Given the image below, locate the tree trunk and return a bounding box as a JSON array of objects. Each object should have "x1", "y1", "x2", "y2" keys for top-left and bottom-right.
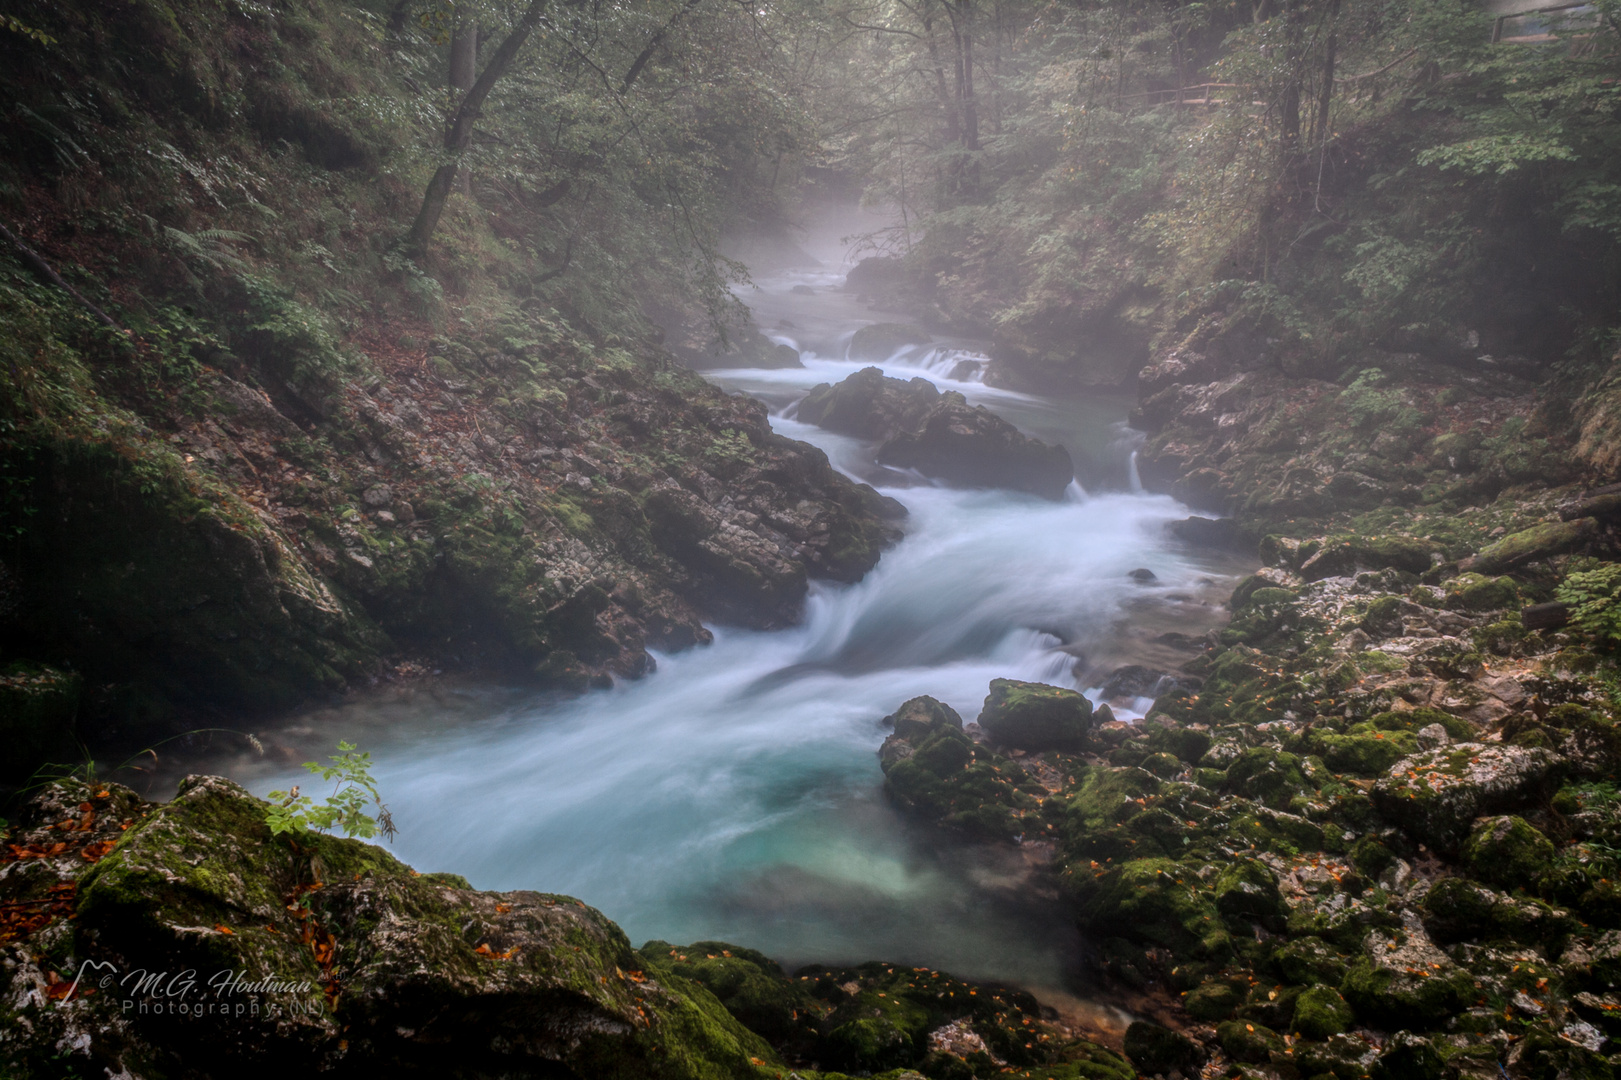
[
  {"x1": 1313, "y1": 0, "x2": 1341, "y2": 145},
  {"x1": 449, "y1": 16, "x2": 477, "y2": 194},
  {"x1": 1279, "y1": 0, "x2": 1304, "y2": 155},
  {"x1": 405, "y1": 0, "x2": 547, "y2": 255}
]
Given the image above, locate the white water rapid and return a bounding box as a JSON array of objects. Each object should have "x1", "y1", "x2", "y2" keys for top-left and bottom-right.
[{"x1": 176, "y1": 216, "x2": 1251, "y2": 998}]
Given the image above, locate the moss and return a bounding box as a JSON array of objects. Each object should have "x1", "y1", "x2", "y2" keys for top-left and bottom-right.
[
  {"x1": 1291, "y1": 985, "x2": 1353, "y2": 1039},
  {"x1": 1461, "y1": 815, "x2": 1556, "y2": 890},
  {"x1": 1469, "y1": 518, "x2": 1599, "y2": 574},
  {"x1": 884, "y1": 696, "x2": 963, "y2": 741},
  {"x1": 1420, "y1": 876, "x2": 1569, "y2": 945},
  {"x1": 1340, "y1": 946, "x2": 1474, "y2": 1027},
  {"x1": 1446, "y1": 574, "x2": 1520, "y2": 613}
]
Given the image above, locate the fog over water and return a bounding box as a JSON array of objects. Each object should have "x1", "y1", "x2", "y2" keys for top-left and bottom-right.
[{"x1": 176, "y1": 209, "x2": 1250, "y2": 998}]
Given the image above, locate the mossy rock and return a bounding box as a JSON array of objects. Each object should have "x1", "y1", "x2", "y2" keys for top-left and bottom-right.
[
  {"x1": 1349, "y1": 836, "x2": 1398, "y2": 878},
  {"x1": 1273, "y1": 937, "x2": 1351, "y2": 987},
  {"x1": 1318, "y1": 730, "x2": 1417, "y2": 777},
  {"x1": 1339, "y1": 932, "x2": 1475, "y2": 1028},
  {"x1": 1467, "y1": 518, "x2": 1599, "y2": 574},
  {"x1": 1123, "y1": 1021, "x2": 1205, "y2": 1075},
  {"x1": 1184, "y1": 979, "x2": 1245, "y2": 1021},
  {"x1": 1461, "y1": 815, "x2": 1556, "y2": 890},
  {"x1": 979, "y1": 679, "x2": 1093, "y2": 751},
  {"x1": 70, "y1": 776, "x2": 783, "y2": 1078},
  {"x1": 1214, "y1": 858, "x2": 1287, "y2": 930},
  {"x1": 644, "y1": 941, "x2": 817, "y2": 1047},
  {"x1": 1291, "y1": 985, "x2": 1354, "y2": 1039},
  {"x1": 1140, "y1": 751, "x2": 1186, "y2": 779},
  {"x1": 1294, "y1": 1033, "x2": 1381, "y2": 1080},
  {"x1": 1419, "y1": 876, "x2": 1569, "y2": 945},
  {"x1": 1225, "y1": 748, "x2": 1310, "y2": 809},
  {"x1": 1216, "y1": 1019, "x2": 1285, "y2": 1063},
  {"x1": 1369, "y1": 743, "x2": 1563, "y2": 854},
  {"x1": 884, "y1": 695, "x2": 963, "y2": 741},
  {"x1": 1146, "y1": 725, "x2": 1213, "y2": 765},
  {"x1": 1445, "y1": 574, "x2": 1520, "y2": 613},
  {"x1": 1373, "y1": 1031, "x2": 1446, "y2": 1080},
  {"x1": 1368, "y1": 708, "x2": 1474, "y2": 741},
  {"x1": 1061, "y1": 857, "x2": 1231, "y2": 961}
]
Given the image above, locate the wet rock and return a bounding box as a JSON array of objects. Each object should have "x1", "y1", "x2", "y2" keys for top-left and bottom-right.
[
  {"x1": 1462, "y1": 517, "x2": 1599, "y2": 574},
  {"x1": 1168, "y1": 515, "x2": 1248, "y2": 551},
  {"x1": 1185, "y1": 979, "x2": 1245, "y2": 1021},
  {"x1": 1340, "y1": 928, "x2": 1475, "y2": 1027},
  {"x1": 847, "y1": 322, "x2": 930, "y2": 360},
  {"x1": 1128, "y1": 567, "x2": 1158, "y2": 583},
  {"x1": 40, "y1": 776, "x2": 781, "y2": 1078},
  {"x1": 1063, "y1": 857, "x2": 1230, "y2": 961},
  {"x1": 877, "y1": 400, "x2": 1074, "y2": 500},
  {"x1": 1300, "y1": 536, "x2": 1439, "y2": 581},
  {"x1": 1417, "y1": 723, "x2": 1450, "y2": 750},
  {"x1": 883, "y1": 695, "x2": 964, "y2": 741},
  {"x1": 978, "y1": 678, "x2": 1094, "y2": 751},
  {"x1": 1292, "y1": 985, "x2": 1354, "y2": 1039},
  {"x1": 1370, "y1": 742, "x2": 1563, "y2": 853},
  {"x1": 1100, "y1": 664, "x2": 1195, "y2": 702},
  {"x1": 796, "y1": 365, "x2": 942, "y2": 440},
  {"x1": 1124, "y1": 1020, "x2": 1206, "y2": 1075},
  {"x1": 1420, "y1": 876, "x2": 1568, "y2": 945},
  {"x1": 1462, "y1": 814, "x2": 1556, "y2": 889}
]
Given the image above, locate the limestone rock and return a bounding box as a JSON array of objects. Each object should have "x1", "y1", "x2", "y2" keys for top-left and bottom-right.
[{"x1": 1370, "y1": 743, "x2": 1563, "y2": 853}]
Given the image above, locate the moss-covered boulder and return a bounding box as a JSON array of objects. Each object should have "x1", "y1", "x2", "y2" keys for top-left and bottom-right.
[
  {"x1": 1214, "y1": 858, "x2": 1287, "y2": 931},
  {"x1": 39, "y1": 776, "x2": 782, "y2": 1079},
  {"x1": 884, "y1": 695, "x2": 964, "y2": 741},
  {"x1": 1216, "y1": 1019, "x2": 1285, "y2": 1063},
  {"x1": 1291, "y1": 985, "x2": 1354, "y2": 1039},
  {"x1": 1374, "y1": 1031, "x2": 1447, "y2": 1080},
  {"x1": 1445, "y1": 574, "x2": 1520, "y2": 613},
  {"x1": 1224, "y1": 748, "x2": 1310, "y2": 808},
  {"x1": 1370, "y1": 743, "x2": 1563, "y2": 853},
  {"x1": 1340, "y1": 929, "x2": 1475, "y2": 1028},
  {"x1": 1123, "y1": 1021, "x2": 1205, "y2": 1075},
  {"x1": 1300, "y1": 537, "x2": 1438, "y2": 581},
  {"x1": 1462, "y1": 815, "x2": 1556, "y2": 890},
  {"x1": 1184, "y1": 979, "x2": 1245, "y2": 1021},
  {"x1": 1317, "y1": 730, "x2": 1417, "y2": 777},
  {"x1": 978, "y1": 679, "x2": 1094, "y2": 751},
  {"x1": 1274, "y1": 936, "x2": 1352, "y2": 986},
  {"x1": 879, "y1": 722, "x2": 1045, "y2": 842},
  {"x1": 643, "y1": 941, "x2": 818, "y2": 1049},
  {"x1": 1464, "y1": 518, "x2": 1600, "y2": 575},
  {"x1": 1419, "y1": 876, "x2": 1569, "y2": 945},
  {"x1": 1062, "y1": 857, "x2": 1231, "y2": 961}
]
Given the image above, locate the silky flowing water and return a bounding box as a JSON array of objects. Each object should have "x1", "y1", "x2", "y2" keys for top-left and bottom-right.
[{"x1": 163, "y1": 221, "x2": 1252, "y2": 1007}]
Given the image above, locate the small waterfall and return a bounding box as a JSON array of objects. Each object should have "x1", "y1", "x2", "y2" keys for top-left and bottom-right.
[{"x1": 1128, "y1": 451, "x2": 1143, "y2": 494}]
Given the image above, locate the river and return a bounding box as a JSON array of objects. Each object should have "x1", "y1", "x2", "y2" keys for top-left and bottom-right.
[{"x1": 159, "y1": 220, "x2": 1249, "y2": 1009}]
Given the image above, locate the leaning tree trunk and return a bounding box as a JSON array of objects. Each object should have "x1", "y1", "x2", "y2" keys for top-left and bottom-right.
[{"x1": 405, "y1": 0, "x2": 546, "y2": 255}]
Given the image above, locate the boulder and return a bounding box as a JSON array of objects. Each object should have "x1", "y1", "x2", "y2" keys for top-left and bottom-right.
[
  {"x1": 1462, "y1": 518, "x2": 1599, "y2": 574},
  {"x1": 882, "y1": 695, "x2": 964, "y2": 741},
  {"x1": 1299, "y1": 536, "x2": 1439, "y2": 581},
  {"x1": 1124, "y1": 1021, "x2": 1206, "y2": 1075},
  {"x1": 1292, "y1": 985, "x2": 1354, "y2": 1039},
  {"x1": 847, "y1": 322, "x2": 930, "y2": 360},
  {"x1": 978, "y1": 678, "x2": 1094, "y2": 751},
  {"x1": 1420, "y1": 876, "x2": 1569, "y2": 945},
  {"x1": 795, "y1": 366, "x2": 942, "y2": 440},
  {"x1": 1340, "y1": 929, "x2": 1475, "y2": 1028},
  {"x1": 1169, "y1": 516, "x2": 1249, "y2": 551},
  {"x1": 13, "y1": 776, "x2": 780, "y2": 1079},
  {"x1": 1461, "y1": 814, "x2": 1556, "y2": 889},
  {"x1": 843, "y1": 256, "x2": 910, "y2": 294},
  {"x1": 878, "y1": 400, "x2": 1074, "y2": 500},
  {"x1": 1370, "y1": 743, "x2": 1563, "y2": 853}
]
